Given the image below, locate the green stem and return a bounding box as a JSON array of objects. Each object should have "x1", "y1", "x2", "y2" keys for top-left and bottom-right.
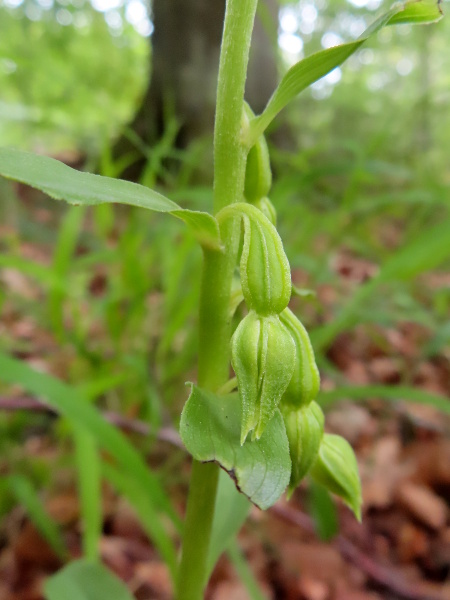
[
  {"x1": 176, "y1": 1, "x2": 258, "y2": 599},
  {"x1": 213, "y1": 0, "x2": 259, "y2": 214}
]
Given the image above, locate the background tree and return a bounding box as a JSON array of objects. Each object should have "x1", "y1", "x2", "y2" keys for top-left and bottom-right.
[{"x1": 128, "y1": 0, "x2": 279, "y2": 150}]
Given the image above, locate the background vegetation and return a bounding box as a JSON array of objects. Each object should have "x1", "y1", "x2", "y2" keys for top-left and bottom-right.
[{"x1": 0, "y1": 0, "x2": 449, "y2": 598}]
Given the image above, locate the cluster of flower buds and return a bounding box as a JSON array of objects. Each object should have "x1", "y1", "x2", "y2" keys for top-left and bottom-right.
[
  {"x1": 232, "y1": 311, "x2": 295, "y2": 444},
  {"x1": 277, "y1": 307, "x2": 324, "y2": 492},
  {"x1": 227, "y1": 109, "x2": 361, "y2": 515},
  {"x1": 229, "y1": 202, "x2": 295, "y2": 443}
]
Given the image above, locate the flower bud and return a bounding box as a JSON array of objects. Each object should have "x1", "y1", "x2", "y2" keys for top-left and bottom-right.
[
  {"x1": 244, "y1": 134, "x2": 272, "y2": 202},
  {"x1": 280, "y1": 308, "x2": 320, "y2": 407},
  {"x1": 240, "y1": 208, "x2": 291, "y2": 316},
  {"x1": 231, "y1": 311, "x2": 296, "y2": 444},
  {"x1": 254, "y1": 197, "x2": 277, "y2": 226},
  {"x1": 282, "y1": 401, "x2": 324, "y2": 497},
  {"x1": 310, "y1": 433, "x2": 362, "y2": 521}
]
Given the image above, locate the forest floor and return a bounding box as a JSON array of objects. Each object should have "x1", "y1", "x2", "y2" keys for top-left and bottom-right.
[{"x1": 0, "y1": 192, "x2": 449, "y2": 600}]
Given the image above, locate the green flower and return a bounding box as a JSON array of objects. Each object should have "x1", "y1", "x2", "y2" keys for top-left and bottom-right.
[
  {"x1": 310, "y1": 434, "x2": 362, "y2": 521},
  {"x1": 232, "y1": 311, "x2": 296, "y2": 444},
  {"x1": 282, "y1": 401, "x2": 324, "y2": 497},
  {"x1": 280, "y1": 308, "x2": 320, "y2": 408},
  {"x1": 240, "y1": 208, "x2": 291, "y2": 315}
]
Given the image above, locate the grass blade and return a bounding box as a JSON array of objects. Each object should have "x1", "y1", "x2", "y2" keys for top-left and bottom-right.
[
  {"x1": 312, "y1": 219, "x2": 450, "y2": 350},
  {"x1": 8, "y1": 474, "x2": 68, "y2": 560},
  {"x1": 227, "y1": 539, "x2": 269, "y2": 600},
  {"x1": 73, "y1": 428, "x2": 102, "y2": 562},
  {"x1": 0, "y1": 353, "x2": 181, "y2": 529},
  {"x1": 319, "y1": 385, "x2": 450, "y2": 413},
  {"x1": 102, "y1": 463, "x2": 178, "y2": 580}
]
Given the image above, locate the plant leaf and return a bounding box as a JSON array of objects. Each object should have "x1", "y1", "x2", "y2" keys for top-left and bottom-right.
[
  {"x1": 0, "y1": 147, "x2": 221, "y2": 250},
  {"x1": 0, "y1": 353, "x2": 180, "y2": 528},
  {"x1": 248, "y1": 0, "x2": 443, "y2": 143},
  {"x1": 308, "y1": 480, "x2": 338, "y2": 541},
  {"x1": 73, "y1": 428, "x2": 102, "y2": 562},
  {"x1": 102, "y1": 463, "x2": 178, "y2": 580},
  {"x1": 388, "y1": 0, "x2": 443, "y2": 25},
  {"x1": 8, "y1": 475, "x2": 67, "y2": 559},
  {"x1": 45, "y1": 559, "x2": 136, "y2": 600},
  {"x1": 180, "y1": 385, "x2": 291, "y2": 510},
  {"x1": 207, "y1": 470, "x2": 251, "y2": 574}
]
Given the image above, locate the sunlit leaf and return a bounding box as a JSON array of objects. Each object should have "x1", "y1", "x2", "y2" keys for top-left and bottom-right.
[
  {"x1": 388, "y1": 0, "x2": 443, "y2": 25},
  {"x1": 248, "y1": 0, "x2": 443, "y2": 143},
  {"x1": 0, "y1": 147, "x2": 221, "y2": 250},
  {"x1": 180, "y1": 385, "x2": 291, "y2": 510}
]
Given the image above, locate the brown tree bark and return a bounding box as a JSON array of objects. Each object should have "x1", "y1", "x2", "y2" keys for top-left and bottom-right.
[{"x1": 128, "y1": 0, "x2": 279, "y2": 152}]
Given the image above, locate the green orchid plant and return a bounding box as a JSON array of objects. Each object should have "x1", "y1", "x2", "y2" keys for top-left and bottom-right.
[{"x1": 0, "y1": 0, "x2": 443, "y2": 598}]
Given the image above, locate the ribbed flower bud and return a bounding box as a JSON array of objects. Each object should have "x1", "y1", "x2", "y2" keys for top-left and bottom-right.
[
  {"x1": 282, "y1": 401, "x2": 324, "y2": 497},
  {"x1": 310, "y1": 434, "x2": 362, "y2": 521},
  {"x1": 254, "y1": 197, "x2": 277, "y2": 226},
  {"x1": 244, "y1": 134, "x2": 272, "y2": 202},
  {"x1": 280, "y1": 308, "x2": 320, "y2": 407},
  {"x1": 240, "y1": 207, "x2": 291, "y2": 316},
  {"x1": 231, "y1": 311, "x2": 296, "y2": 444}
]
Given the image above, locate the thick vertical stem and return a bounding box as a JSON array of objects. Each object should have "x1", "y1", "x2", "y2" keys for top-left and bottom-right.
[{"x1": 176, "y1": 1, "x2": 258, "y2": 599}]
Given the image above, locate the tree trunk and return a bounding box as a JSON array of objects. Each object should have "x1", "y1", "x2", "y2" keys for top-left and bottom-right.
[{"x1": 129, "y1": 0, "x2": 279, "y2": 153}]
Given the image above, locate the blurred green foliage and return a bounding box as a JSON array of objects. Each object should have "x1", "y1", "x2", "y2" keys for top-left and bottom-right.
[
  {"x1": 0, "y1": 0, "x2": 148, "y2": 154},
  {"x1": 0, "y1": 2, "x2": 449, "y2": 592}
]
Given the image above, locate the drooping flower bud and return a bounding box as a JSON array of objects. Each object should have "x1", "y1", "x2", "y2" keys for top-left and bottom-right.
[
  {"x1": 231, "y1": 311, "x2": 296, "y2": 444},
  {"x1": 254, "y1": 197, "x2": 277, "y2": 226},
  {"x1": 310, "y1": 433, "x2": 362, "y2": 521},
  {"x1": 280, "y1": 308, "x2": 320, "y2": 407},
  {"x1": 244, "y1": 134, "x2": 272, "y2": 202},
  {"x1": 282, "y1": 401, "x2": 324, "y2": 497},
  {"x1": 240, "y1": 207, "x2": 291, "y2": 316}
]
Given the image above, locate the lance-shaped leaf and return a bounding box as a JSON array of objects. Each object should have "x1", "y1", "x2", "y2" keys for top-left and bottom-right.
[
  {"x1": 180, "y1": 385, "x2": 291, "y2": 510},
  {"x1": 0, "y1": 147, "x2": 221, "y2": 250},
  {"x1": 247, "y1": 0, "x2": 443, "y2": 144}
]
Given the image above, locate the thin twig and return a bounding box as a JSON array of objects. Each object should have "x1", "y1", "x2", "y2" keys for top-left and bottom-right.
[{"x1": 0, "y1": 396, "x2": 183, "y2": 448}]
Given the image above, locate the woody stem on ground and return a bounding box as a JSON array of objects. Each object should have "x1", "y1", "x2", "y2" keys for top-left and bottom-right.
[{"x1": 175, "y1": 1, "x2": 258, "y2": 599}]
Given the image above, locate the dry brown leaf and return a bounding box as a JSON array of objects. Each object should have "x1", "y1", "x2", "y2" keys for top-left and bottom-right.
[{"x1": 395, "y1": 482, "x2": 448, "y2": 530}]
